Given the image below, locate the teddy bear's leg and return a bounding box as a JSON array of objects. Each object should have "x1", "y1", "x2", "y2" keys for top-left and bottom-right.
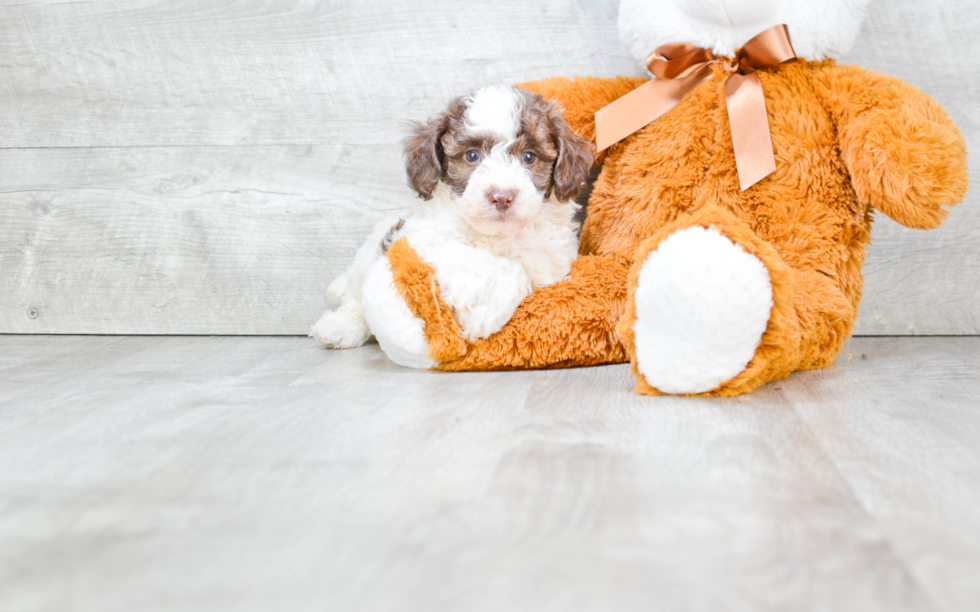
[
  {"x1": 618, "y1": 205, "x2": 852, "y2": 396},
  {"x1": 624, "y1": 225, "x2": 774, "y2": 395},
  {"x1": 381, "y1": 237, "x2": 630, "y2": 370}
]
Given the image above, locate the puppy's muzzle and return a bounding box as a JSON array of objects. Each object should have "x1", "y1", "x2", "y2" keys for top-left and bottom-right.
[{"x1": 489, "y1": 189, "x2": 516, "y2": 212}]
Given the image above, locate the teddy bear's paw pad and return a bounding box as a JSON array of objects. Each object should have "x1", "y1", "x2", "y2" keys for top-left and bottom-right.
[
  {"x1": 360, "y1": 258, "x2": 436, "y2": 369},
  {"x1": 633, "y1": 226, "x2": 773, "y2": 394},
  {"x1": 311, "y1": 304, "x2": 371, "y2": 350}
]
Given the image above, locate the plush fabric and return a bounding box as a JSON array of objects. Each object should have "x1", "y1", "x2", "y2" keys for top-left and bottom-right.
[
  {"x1": 389, "y1": 236, "x2": 630, "y2": 371},
  {"x1": 384, "y1": 9, "x2": 968, "y2": 396},
  {"x1": 618, "y1": 0, "x2": 872, "y2": 64}
]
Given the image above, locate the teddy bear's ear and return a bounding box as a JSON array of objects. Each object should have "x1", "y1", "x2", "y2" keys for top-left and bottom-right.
[{"x1": 549, "y1": 108, "x2": 595, "y2": 202}]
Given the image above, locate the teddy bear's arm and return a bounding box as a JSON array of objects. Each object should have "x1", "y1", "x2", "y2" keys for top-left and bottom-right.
[
  {"x1": 812, "y1": 64, "x2": 968, "y2": 229},
  {"x1": 517, "y1": 76, "x2": 648, "y2": 162}
]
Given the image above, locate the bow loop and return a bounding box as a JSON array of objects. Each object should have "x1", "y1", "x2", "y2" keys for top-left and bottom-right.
[
  {"x1": 738, "y1": 24, "x2": 797, "y2": 72},
  {"x1": 595, "y1": 24, "x2": 797, "y2": 190},
  {"x1": 646, "y1": 43, "x2": 715, "y2": 79}
]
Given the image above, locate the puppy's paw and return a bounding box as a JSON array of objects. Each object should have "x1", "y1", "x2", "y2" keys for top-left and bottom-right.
[
  {"x1": 429, "y1": 248, "x2": 531, "y2": 340},
  {"x1": 311, "y1": 305, "x2": 371, "y2": 349},
  {"x1": 454, "y1": 299, "x2": 522, "y2": 340}
]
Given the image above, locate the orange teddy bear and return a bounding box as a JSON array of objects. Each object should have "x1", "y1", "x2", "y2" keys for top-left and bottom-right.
[{"x1": 379, "y1": 0, "x2": 968, "y2": 396}]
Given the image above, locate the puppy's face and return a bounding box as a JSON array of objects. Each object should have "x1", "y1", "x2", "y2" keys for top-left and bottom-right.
[{"x1": 404, "y1": 86, "x2": 594, "y2": 236}]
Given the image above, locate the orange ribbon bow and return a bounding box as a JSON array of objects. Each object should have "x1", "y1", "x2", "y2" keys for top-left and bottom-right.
[{"x1": 595, "y1": 24, "x2": 797, "y2": 190}]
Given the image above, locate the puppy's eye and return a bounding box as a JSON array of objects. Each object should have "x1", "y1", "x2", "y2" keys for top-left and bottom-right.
[
  {"x1": 465, "y1": 150, "x2": 481, "y2": 163},
  {"x1": 521, "y1": 151, "x2": 536, "y2": 164}
]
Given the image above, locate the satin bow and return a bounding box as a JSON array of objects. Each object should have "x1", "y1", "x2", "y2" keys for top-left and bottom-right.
[{"x1": 595, "y1": 24, "x2": 797, "y2": 190}]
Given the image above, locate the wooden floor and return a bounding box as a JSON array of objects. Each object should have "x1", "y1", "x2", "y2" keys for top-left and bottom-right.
[{"x1": 1, "y1": 335, "x2": 978, "y2": 612}]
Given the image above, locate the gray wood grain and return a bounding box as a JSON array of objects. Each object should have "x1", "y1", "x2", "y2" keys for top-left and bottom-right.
[
  {"x1": 0, "y1": 0, "x2": 634, "y2": 147},
  {"x1": 784, "y1": 337, "x2": 980, "y2": 612},
  {"x1": 0, "y1": 146, "x2": 408, "y2": 333},
  {"x1": 0, "y1": 0, "x2": 977, "y2": 334},
  {"x1": 2, "y1": 335, "x2": 979, "y2": 611}
]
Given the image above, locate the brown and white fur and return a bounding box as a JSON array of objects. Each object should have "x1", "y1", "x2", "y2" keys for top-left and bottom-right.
[{"x1": 312, "y1": 85, "x2": 593, "y2": 366}]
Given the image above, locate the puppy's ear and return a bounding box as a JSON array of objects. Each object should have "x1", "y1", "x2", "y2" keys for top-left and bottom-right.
[
  {"x1": 549, "y1": 108, "x2": 595, "y2": 202},
  {"x1": 404, "y1": 98, "x2": 466, "y2": 200},
  {"x1": 403, "y1": 117, "x2": 444, "y2": 200}
]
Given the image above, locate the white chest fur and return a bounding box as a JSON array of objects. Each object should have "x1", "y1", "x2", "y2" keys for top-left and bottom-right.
[{"x1": 410, "y1": 187, "x2": 580, "y2": 289}]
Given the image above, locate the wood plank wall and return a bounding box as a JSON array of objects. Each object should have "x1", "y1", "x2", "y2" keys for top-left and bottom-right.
[{"x1": 0, "y1": 0, "x2": 976, "y2": 335}]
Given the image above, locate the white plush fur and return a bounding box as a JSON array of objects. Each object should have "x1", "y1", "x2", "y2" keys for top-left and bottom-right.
[
  {"x1": 632, "y1": 226, "x2": 773, "y2": 394},
  {"x1": 313, "y1": 86, "x2": 580, "y2": 365},
  {"x1": 618, "y1": 0, "x2": 871, "y2": 65},
  {"x1": 359, "y1": 258, "x2": 435, "y2": 369}
]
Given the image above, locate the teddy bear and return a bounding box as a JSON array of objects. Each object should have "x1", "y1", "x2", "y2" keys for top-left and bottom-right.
[{"x1": 361, "y1": 0, "x2": 969, "y2": 396}]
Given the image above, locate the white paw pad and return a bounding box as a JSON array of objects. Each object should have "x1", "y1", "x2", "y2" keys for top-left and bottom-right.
[
  {"x1": 633, "y1": 226, "x2": 773, "y2": 394},
  {"x1": 360, "y1": 258, "x2": 435, "y2": 369}
]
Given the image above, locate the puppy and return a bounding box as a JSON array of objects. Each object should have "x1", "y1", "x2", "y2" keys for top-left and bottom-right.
[{"x1": 312, "y1": 85, "x2": 593, "y2": 354}]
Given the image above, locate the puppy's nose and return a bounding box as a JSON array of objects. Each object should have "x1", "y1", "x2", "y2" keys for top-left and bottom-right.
[{"x1": 490, "y1": 190, "x2": 515, "y2": 211}]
